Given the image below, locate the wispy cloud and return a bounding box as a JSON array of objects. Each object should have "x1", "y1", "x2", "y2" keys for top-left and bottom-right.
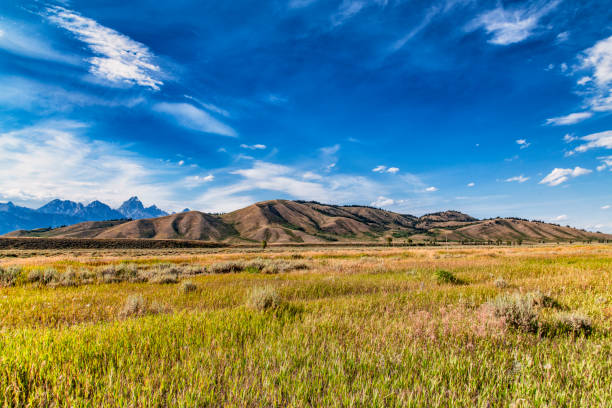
[
  {"x1": 596, "y1": 156, "x2": 612, "y2": 171},
  {"x1": 0, "y1": 76, "x2": 144, "y2": 113},
  {"x1": 578, "y1": 35, "x2": 612, "y2": 112},
  {"x1": 467, "y1": 182, "x2": 475, "y2": 187},
  {"x1": 370, "y1": 196, "x2": 394, "y2": 207},
  {"x1": 372, "y1": 165, "x2": 400, "y2": 174},
  {"x1": 467, "y1": 0, "x2": 561, "y2": 45},
  {"x1": 194, "y1": 160, "x2": 383, "y2": 212},
  {"x1": 320, "y1": 144, "x2": 341, "y2": 155},
  {"x1": 240, "y1": 144, "x2": 267, "y2": 150},
  {"x1": 0, "y1": 18, "x2": 78, "y2": 64},
  {"x1": 602, "y1": 205, "x2": 611, "y2": 210},
  {"x1": 516, "y1": 139, "x2": 531, "y2": 149},
  {"x1": 46, "y1": 6, "x2": 163, "y2": 90},
  {"x1": 184, "y1": 95, "x2": 230, "y2": 117},
  {"x1": 0, "y1": 122, "x2": 177, "y2": 208},
  {"x1": 539, "y1": 167, "x2": 591, "y2": 186},
  {"x1": 552, "y1": 214, "x2": 568, "y2": 221},
  {"x1": 153, "y1": 103, "x2": 237, "y2": 137},
  {"x1": 184, "y1": 174, "x2": 214, "y2": 187},
  {"x1": 568, "y1": 130, "x2": 612, "y2": 154},
  {"x1": 545, "y1": 111, "x2": 593, "y2": 126},
  {"x1": 506, "y1": 175, "x2": 529, "y2": 183},
  {"x1": 425, "y1": 186, "x2": 438, "y2": 192},
  {"x1": 563, "y1": 133, "x2": 578, "y2": 143}
]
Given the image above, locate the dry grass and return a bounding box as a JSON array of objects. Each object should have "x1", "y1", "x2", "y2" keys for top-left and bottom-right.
[{"x1": 0, "y1": 244, "x2": 611, "y2": 406}]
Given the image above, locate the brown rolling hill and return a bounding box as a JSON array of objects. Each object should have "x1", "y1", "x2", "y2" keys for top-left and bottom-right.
[{"x1": 4, "y1": 199, "x2": 611, "y2": 244}]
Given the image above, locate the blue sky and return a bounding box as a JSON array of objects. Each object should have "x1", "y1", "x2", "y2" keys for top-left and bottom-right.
[{"x1": 0, "y1": 0, "x2": 611, "y2": 231}]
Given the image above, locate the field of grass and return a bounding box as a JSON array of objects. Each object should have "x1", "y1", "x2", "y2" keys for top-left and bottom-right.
[{"x1": 1, "y1": 244, "x2": 611, "y2": 406}]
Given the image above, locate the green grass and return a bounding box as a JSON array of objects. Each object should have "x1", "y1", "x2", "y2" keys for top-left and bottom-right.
[{"x1": 0, "y1": 245, "x2": 611, "y2": 406}]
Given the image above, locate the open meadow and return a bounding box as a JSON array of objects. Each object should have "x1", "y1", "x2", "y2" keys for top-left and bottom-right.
[{"x1": 1, "y1": 244, "x2": 611, "y2": 407}]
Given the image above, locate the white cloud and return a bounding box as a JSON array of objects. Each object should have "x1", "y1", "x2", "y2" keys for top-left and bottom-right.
[
  {"x1": 178, "y1": 160, "x2": 185, "y2": 166},
  {"x1": 578, "y1": 35, "x2": 612, "y2": 112},
  {"x1": 46, "y1": 6, "x2": 163, "y2": 90},
  {"x1": 153, "y1": 103, "x2": 237, "y2": 137},
  {"x1": 545, "y1": 112, "x2": 593, "y2": 126},
  {"x1": 0, "y1": 76, "x2": 144, "y2": 113},
  {"x1": 602, "y1": 205, "x2": 611, "y2": 210},
  {"x1": 466, "y1": 0, "x2": 561, "y2": 45},
  {"x1": 539, "y1": 167, "x2": 592, "y2": 186},
  {"x1": 195, "y1": 160, "x2": 384, "y2": 212},
  {"x1": 516, "y1": 139, "x2": 531, "y2": 149},
  {"x1": 302, "y1": 171, "x2": 323, "y2": 180},
  {"x1": 556, "y1": 31, "x2": 569, "y2": 43},
  {"x1": 505, "y1": 175, "x2": 529, "y2": 183},
  {"x1": 320, "y1": 144, "x2": 341, "y2": 155},
  {"x1": 552, "y1": 214, "x2": 568, "y2": 221},
  {"x1": 569, "y1": 131, "x2": 612, "y2": 154},
  {"x1": 0, "y1": 122, "x2": 177, "y2": 208},
  {"x1": 370, "y1": 196, "x2": 395, "y2": 207},
  {"x1": 372, "y1": 165, "x2": 399, "y2": 174},
  {"x1": 425, "y1": 186, "x2": 438, "y2": 192},
  {"x1": 467, "y1": 182, "x2": 475, "y2": 187},
  {"x1": 0, "y1": 19, "x2": 79, "y2": 64},
  {"x1": 184, "y1": 95, "x2": 230, "y2": 117},
  {"x1": 577, "y1": 76, "x2": 592, "y2": 86},
  {"x1": 184, "y1": 174, "x2": 214, "y2": 187},
  {"x1": 596, "y1": 155, "x2": 612, "y2": 171},
  {"x1": 563, "y1": 133, "x2": 578, "y2": 143},
  {"x1": 240, "y1": 144, "x2": 267, "y2": 150}
]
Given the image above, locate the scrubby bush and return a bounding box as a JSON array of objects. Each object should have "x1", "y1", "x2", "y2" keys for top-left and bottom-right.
[
  {"x1": 209, "y1": 261, "x2": 245, "y2": 274},
  {"x1": 435, "y1": 269, "x2": 462, "y2": 285},
  {"x1": 494, "y1": 277, "x2": 509, "y2": 288},
  {"x1": 98, "y1": 263, "x2": 140, "y2": 284},
  {"x1": 489, "y1": 293, "x2": 539, "y2": 333},
  {"x1": 120, "y1": 294, "x2": 148, "y2": 317},
  {"x1": 119, "y1": 294, "x2": 168, "y2": 318},
  {"x1": 209, "y1": 259, "x2": 310, "y2": 275},
  {"x1": 529, "y1": 290, "x2": 561, "y2": 309},
  {"x1": 179, "y1": 280, "x2": 197, "y2": 294},
  {"x1": 0, "y1": 266, "x2": 23, "y2": 287},
  {"x1": 149, "y1": 273, "x2": 179, "y2": 284},
  {"x1": 247, "y1": 286, "x2": 281, "y2": 311},
  {"x1": 553, "y1": 312, "x2": 592, "y2": 336}
]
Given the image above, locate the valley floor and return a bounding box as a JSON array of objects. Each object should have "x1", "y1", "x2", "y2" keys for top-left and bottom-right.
[{"x1": 1, "y1": 245, "x2": 611, "y2": 406}]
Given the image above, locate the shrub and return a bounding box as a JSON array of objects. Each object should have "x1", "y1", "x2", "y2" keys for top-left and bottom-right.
[
  {"x1": 0, "y1": 266, "x2": 23, "y2": 287},
  {"x1": 529, "y1": 290, "x2": 561, "y2": 309},
  {"x1": 246, "y1": 286, "x2": 281, "y2": 311},
  {"x1": 119, "y1": 294, "x2": 168, "y2": 318},
  {"x1": 119, "y1": 294, "x2": 148, "y2": 317},
  {"x1": 554, "y1": 312, "x2": 592, "y2": 336},
  {"x1": 179, "y1": 280, "x2": 197, "y2": 294},
  {"x1": 149, "y1": 273, "x2": 179, "y2": 284},
  {"x1": 435, "y1": 269, "x2": 462, "y2": 285},
  {"x1": 209, "y1": 261, "x2": 245, "y2": 274},
  {"x1": 494, "y1": 277, "x2": 509, "y2": 288},
  {"x1": 489, "y1": 293, "x2": 539, "y2": 333},
  {"x1": 54, "y1": 267, "x2": 79, "y2": 287}
]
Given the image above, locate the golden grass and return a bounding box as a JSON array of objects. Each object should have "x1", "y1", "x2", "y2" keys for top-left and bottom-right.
[{"x1": 1, "y1": 244, "x2": 611, "y2": 406}]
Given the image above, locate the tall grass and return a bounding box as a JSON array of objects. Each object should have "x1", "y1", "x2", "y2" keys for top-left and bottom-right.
[{"x1": 0, "y1": 245, "x2": 611, "y2": 406}]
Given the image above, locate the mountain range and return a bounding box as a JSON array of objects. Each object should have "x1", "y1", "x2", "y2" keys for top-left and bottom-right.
[
  {"x1": 5, "y1": 199, "x2": 611, "y2": 244},
  {"x1": 0, "y1": 197, "x2": 167, "y2": 234}
]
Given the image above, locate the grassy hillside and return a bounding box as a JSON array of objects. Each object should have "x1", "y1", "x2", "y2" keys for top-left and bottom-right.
[
  {"x1": 5, "y1": 200, "x2": 612, "y2": 244},
  {"x1": 1, "y1": 245, "x2": 611, "y2": 406}
]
